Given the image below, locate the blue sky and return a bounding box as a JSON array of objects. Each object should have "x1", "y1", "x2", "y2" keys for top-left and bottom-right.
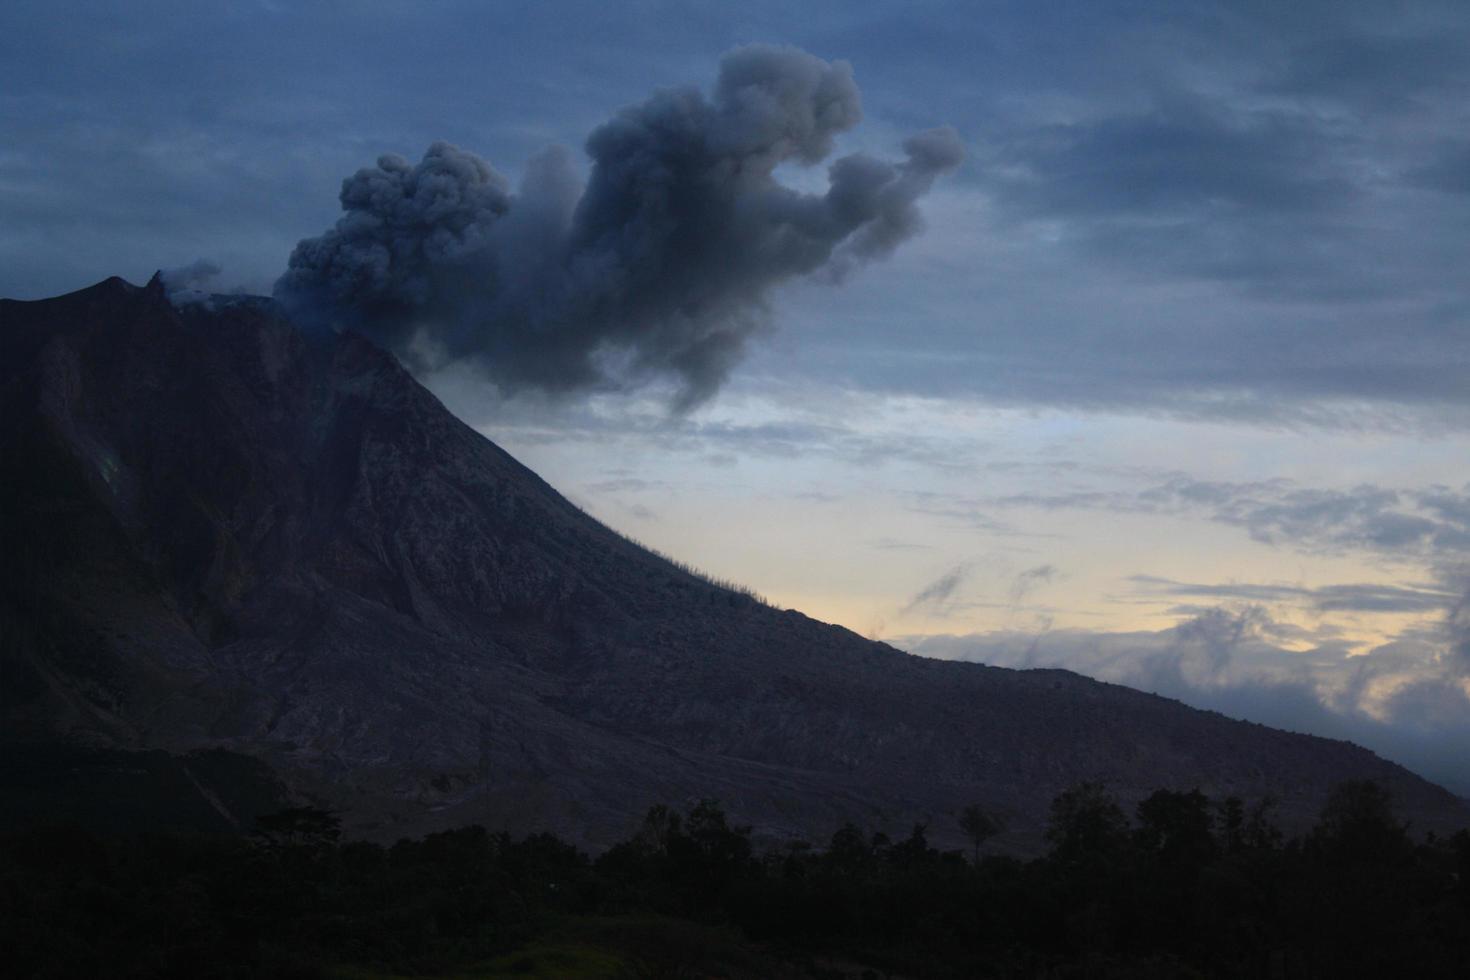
[{"x1": 4, "y1": 1, "x2": 1468, "y2": 793}]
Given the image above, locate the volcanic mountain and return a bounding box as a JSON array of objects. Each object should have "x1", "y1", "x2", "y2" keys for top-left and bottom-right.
[{"x1": 3, "y1": 276, "x2": 1464, "y2": 847}]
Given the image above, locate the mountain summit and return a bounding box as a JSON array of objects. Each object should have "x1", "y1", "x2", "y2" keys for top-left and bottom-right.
[{"x1": 3, "y1": 276, "x2": 1464, "y2": 846}]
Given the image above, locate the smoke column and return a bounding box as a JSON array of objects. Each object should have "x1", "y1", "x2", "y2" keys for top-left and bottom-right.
[{"x1": 275, "y1": 45, "x2": 962, "y2": 409}]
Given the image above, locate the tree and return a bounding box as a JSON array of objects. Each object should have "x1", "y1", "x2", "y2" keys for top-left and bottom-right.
[
  {"x1": 1135, "y1": 788, "x2": 1216, "y2": 868},
  {"x1": 635, "y1": 803, "x2": 682, "y2": 855},
  {"x1": 957, "y1": 804, "x2": 1002, "y2": 866},
  {"x1": 1216, "y1": 795, "x2": 1246, "y2": 853},
  {"x1": 251, "y1": 806, "x2": 341, "y2": 852},
  {"x1": 1243, "y1": 795, "x2": 1283, "y2": 851},
  {"x1": 664, "y1": 799, "x2": 753, "y2": 904},
  {"x1": 1046, "y1": 782, "x2": 1130, "y2": 869},
  {"x1": 825, "y1": 822, "x2": 870, "y2": 876},
  {"x1": 889, "y1": 822, "x2": 934, "y2": 867},
  {"x1": 683, "y1": 799, "x2": 752, "y2": 870},
  {"x1": 1313, "y1": 780, "x2": 1409, "y2": 861}
]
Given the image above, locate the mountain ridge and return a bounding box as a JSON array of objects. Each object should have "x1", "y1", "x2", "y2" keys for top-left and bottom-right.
[{"x1": 3, "y1": 275, "x2": 1465, "y2": 849}]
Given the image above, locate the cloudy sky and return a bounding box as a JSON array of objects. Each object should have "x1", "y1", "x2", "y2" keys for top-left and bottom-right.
[{"x1": 4, "y1": 1, "x2": 1468, "y2": 793}]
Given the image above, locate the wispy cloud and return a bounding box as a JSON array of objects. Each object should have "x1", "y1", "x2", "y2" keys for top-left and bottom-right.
[
  {"x1": 901, "y1": 563, "x2": 971, "y2": 617},
  {"x1": 1128, "y1": 575, "x2": 1461, "y2": 616},
  {"x1": 902, "y1": 491, "x2": 1036, "y2": 537},
  {"x1": 1007, "y1": 563, "x2": 1058, "y2": 606},
  {"x1": 994, "y1": 477, "x2": 1470, "y2": 566},
  {"x1": 868, "y1": 537, "x2": 933, "y2": 552}
]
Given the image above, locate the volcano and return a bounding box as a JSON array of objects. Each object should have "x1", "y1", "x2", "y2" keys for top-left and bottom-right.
[{"x1": 3, "y1": 275, "x2": 1464, "y2": 848}]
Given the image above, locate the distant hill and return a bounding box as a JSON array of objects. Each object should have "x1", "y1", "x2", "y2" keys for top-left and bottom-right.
[{"x1": 3, "y1": 275, "x2": 1464, "y2": 848}]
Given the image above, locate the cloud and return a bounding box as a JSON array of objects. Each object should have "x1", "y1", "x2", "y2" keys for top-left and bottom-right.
[
  {"x1": 904, "y1": 601, "x2": 1470, "y2": 795},
  {"x1": 1129, "y1": 575, "x2": 1461, "y2": 616},
  {"x1": 1409, "y1": 141, "x2": 1470, "y2": 196},
  {"x1": 995, "y1": 477, "x2": 1470, "y2": 566},
  {"x1": 159, "y1": 258, "x2": 220, "y2": 292},
  {"x1": 158, "y1": 259, "x2": 222, "y2": 307},
  {"x1": 901, "y1": 563, "x2": 970, "y2": 617},
  {"x1": 584, "y1": 477, "x2": 661, "y2": 495},
  {"x1": 983, "y1": 95, "x2": 1349, "y2": 223},
  {"x1": 1165, "y1": 605, "x2": 1273, "y2": 677},
  {"x1": 1168, "y1": 480, "x2": 1470, "y2": 564},
  {"x1": 425, "y1": 371, "x2": 996, "y2": 475},
  {"x1": 1450, "y1": 598, "x2": 1470, "y2": 672},
  {"x1": 274, "y1": 45, "x2": 961, "y2": 411},
  {"x1": 7, "y1": 3, "x2": 1469, "y2": 429},
  {"x1": 1442, "y1": 567, "x2": 1470, "y2": 674},
  {"x1": 1007, "y1": 563, "x2": 1057, "y2": 605},
  {"x1": 868, "y1": 538, "x2": 932, "y2": 552},
  {"x1": 903, "y1": 493, "x2": 1032, "y2": 537},
  {"x1": 1270, "y1": 28, "x2": 1470, "y2": 107}
]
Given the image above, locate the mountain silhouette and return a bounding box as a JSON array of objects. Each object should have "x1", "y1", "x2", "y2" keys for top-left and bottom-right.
[{"x1": 3, "y1": 275, "x2": 1464, "y2": 847}]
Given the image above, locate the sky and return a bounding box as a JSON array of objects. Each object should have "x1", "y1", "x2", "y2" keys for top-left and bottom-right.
[{"x1": 4, "y1": 1, "x2": 1468, "y2": 794}]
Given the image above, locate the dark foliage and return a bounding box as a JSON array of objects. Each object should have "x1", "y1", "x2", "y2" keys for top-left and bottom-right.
[{"x1": 5, "y1": 783, "x2": 1469, "y2": 978}]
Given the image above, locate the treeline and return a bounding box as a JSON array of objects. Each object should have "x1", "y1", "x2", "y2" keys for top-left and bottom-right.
[{"x1": 4, "y1": 782, "x2": 1469, "y2": 978}]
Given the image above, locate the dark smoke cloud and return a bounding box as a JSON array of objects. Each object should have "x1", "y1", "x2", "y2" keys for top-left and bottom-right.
[{"x1": 274, "y1": 45, "x2": 962, "y2": 410}]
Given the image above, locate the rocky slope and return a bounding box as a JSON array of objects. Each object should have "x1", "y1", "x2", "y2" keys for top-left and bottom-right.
[{"x1": 3, "y1": 276, "x2": 1465, "y2": 848}]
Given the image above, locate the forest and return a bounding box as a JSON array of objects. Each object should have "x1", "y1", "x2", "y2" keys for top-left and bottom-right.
[{"x1": 5, "y1": 780, "x2": 1469, "y2": 979}]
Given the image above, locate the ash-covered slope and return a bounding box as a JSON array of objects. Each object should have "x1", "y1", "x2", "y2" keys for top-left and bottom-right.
[{"x1": 3, "y1": 276, "x2": 1464, "y2": 846}]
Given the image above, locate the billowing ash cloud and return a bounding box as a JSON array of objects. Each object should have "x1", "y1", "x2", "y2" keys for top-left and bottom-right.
[{"x1": 274, "y1": 45, "x2": 962, "y2": 409}]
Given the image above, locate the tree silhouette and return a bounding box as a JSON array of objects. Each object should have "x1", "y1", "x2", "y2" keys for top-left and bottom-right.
[
  {"x1": 251, "y1": 806, "x2": 341, "y2": 852},
  {"x1": 1046, "y1": 782, "x2": 1130, "y2": 868},
  {"x1": 957, "y1": 803, "x2": 1002, "y2": 865},
  {"x1": 1135, "y1": 788, "x2": 1216, "y2": 868},
  {"x1": 1313, "y1": 779, "x2": 1408, "y2": 860},
  {"x1": 4, "y1": 784, "x2": 1468, "y2": 979}
]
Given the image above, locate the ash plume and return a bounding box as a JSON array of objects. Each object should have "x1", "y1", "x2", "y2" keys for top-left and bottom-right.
[{"x1": 274, "y1": 45, "x2": 962, "y2": 410}]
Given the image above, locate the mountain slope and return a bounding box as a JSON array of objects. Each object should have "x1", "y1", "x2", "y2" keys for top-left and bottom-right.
[{"x1": 3, "y1": 276, "x2": 1464, "y2": 847}]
